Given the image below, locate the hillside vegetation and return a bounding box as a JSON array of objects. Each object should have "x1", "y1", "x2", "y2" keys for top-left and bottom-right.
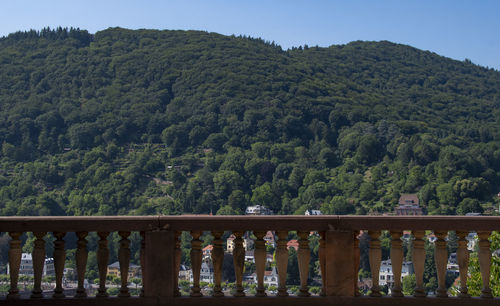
[{"x1": 1, "y1": 27, "x2": 500, "y2": 216}]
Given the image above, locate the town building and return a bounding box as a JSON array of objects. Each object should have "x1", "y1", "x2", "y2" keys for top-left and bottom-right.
[
  {"x1": 379, "y1": 259, "x2": 414, "y2": 288},
  {"x1": 7, "y1": 253, "x2": 55, "y2": 276},
  {"x1": 202, "y1": 245, "x2": 213, "y2": 260},
  {"x1": 178, "y1": 264, "x2": 191, "y2": 281},
  {"x1": 245, "y1": 205, "x2": 273, "y2": 215},
  {"x1": 287, "y1": 239, "x2": 299, "y2": 251},
  {"x1": 245, "y1": 250, "x2": 255, "y2": 262},
  {"x1": 189, "y1": 261, "x2": 214, "y2": 284},
  {"x1": 264, "y1": 231, "x2": 276, "y2": 248},
  {"x1": 226, "y1": 235, "x2": 249, "y2": 253},
  {"x1": 252, "y1": 267, "x2": 279, "y2": 287},
  {"x1": 394, "y1": 194, "x2": 422, "y2": 215},
  {"x1": 305, "y1": 209, "x2": 322, "y2": 216},
  {"x1": 107, "y1": 261, "x2": 141, "y2": 279}
]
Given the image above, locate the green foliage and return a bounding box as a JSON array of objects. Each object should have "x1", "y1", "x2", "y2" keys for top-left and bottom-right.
[
  {"x1": 402, "y1": 274, "x2": 416, "y2": 295},
  {"x1": 0, "y1": 27, "x2": 499, "y2": 219},
  {"x1": 461, "y1": 232, "x2": 500, "y2": 297}
]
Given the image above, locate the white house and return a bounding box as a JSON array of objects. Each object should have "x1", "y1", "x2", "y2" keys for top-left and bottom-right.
[
  {"x1": 245, "y1": 250, "x2": 255, "y2": 263},
  {"x1": 19, "y1": 253, "x2": 33, "y2": 276},
  {"x1": 305, "y1": 209, "x2": 322, "y2": 216},
  {"x1": 7, "y1": 253, "x2": 55, "y2": 276},
  {"x1": 252, "y1": 267, "x2": 278, "y2": 287},
  {"x1": 245, "y1": 205, "x2": 273, "y2": 215},
  {"x1": 379, "y1": 259, "x2": 414, "y2": 288},
  {"x1": 264, "y1": 267, "x2": 279, "y2": 287},
  {"x1": 179, "y1": 264, "x2": 191, "y2": 281},
  {"x1": 190, "y1": 261, "x2": 214, "y2": 284},
  {"x1": 252, "y1": 267, "x2": 279, "y2": 287}
]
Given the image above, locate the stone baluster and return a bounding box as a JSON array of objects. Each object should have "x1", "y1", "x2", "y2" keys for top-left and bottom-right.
[
  {"x1": 434, "y1": 231, "x2": 448, "y2": 298},
  {"x1": 31, "y1": 232, "x2": 46, "y2": 299},
  {"x1": 118, "y1": 231, "x2": 131, "y2": 297},
  {"x1": 211, "y1": 231, "x2": 224, "y2": 297},
  {"x1": 353, "y1": 231, "x2": 361, "y2": 296},
  {"x1": 318, "y1": 231, "x2": 326, "y2": 296},
  {"x1": 254, "y1": 231, "x2": 267, "y2": 297},
  {"x1": 368, "y1": 231, "x2": 381, "y2": 297},
  {"x1": 140, "y1": 231, "x2": 146, "y2": 297},
  {"x1": 97, "y1": 232, "x2": 110, "y2": 298},
  {"x1": 297, "y1": 231, "x2": 311, "y2": 297},
  {"x1": 412, "y1": 231, "x2": 426, "y2": 297},
  {"x1": 478, "y1": 231, "x2": 492, "y2": 298},
  {"x1": 276, "y1": 231, "x2": 289, "y2": 297},
  {"x1": 232, "y1": 231, "x2": 245, "y2": 297},
  {"x1": 53, "y1": 232, "x2": 66, "y2": 298},
  {"x1": 75, "y1": 232, "x2": 88, "y2": 298},
  {"x1": 190, "y1": 231, "x2": 203, "y2": 297},
  {"x1": 174, "y1": 231, "x2": 182, "y2": 297},
  {"x1": 7, "y1": 232, "x2": 22, "y2": 299},
  {"x1": 390, "y1": 231, "x2": 403, "y2": 297},
  {"x1": 456, "y1": 231, "x2": 470, "y2": 298}
]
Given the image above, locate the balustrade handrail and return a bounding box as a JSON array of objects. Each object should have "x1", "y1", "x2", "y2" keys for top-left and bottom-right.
[
  {"x1": 1, "y1": 215, "x2": 500, "y2": 232},
  {"x1": 1, "y1": 215, "x2": 499, "y2": 305}
]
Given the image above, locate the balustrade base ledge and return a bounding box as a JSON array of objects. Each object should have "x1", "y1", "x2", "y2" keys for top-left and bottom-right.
[
  {"x1": 1, "y1": 296, "x2": 499, "y2": 306},
  {"x1": 0, "y1": 297, "x2": 157, "y2": 306}
]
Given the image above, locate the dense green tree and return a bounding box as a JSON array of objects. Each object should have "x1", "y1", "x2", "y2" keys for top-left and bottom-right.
[
  {"x1": 320, "y1": 196, "x2": 355, "y2": 215},
  {"x1": 0, "y1": 27, "x2": 499, "y2": 220}
]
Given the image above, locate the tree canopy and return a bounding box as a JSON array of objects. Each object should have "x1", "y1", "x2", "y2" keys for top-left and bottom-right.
[{"x1": 1, "y1": 27, "x2": 500, "y2": 216}]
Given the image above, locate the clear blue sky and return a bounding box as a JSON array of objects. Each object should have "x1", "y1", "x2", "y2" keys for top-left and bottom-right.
[{"x1": 1, "y1": 0, "x2": 499, "y2": 70}]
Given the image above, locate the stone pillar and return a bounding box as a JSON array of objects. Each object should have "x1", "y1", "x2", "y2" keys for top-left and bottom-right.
[
  {"x1": 211, "y1": 231, "x2": 224, "y2": 297},
  {"x1": 31, "y1": 232, "x2": 46, "y2": 299},
  {"x1": 456, "y1": 231, "x2": 470, "y2": 298},
  {"x1": 232, "y1": 231, "x2": 245, "y2": 297},
  {"x1": 118, "y1": 231, "x2": 131, "y2": 297},
  {"x1": 478, "y1": 231, "x2": 492, "y2": 298},
  {"x1": 434, "y1": 231, "x2": 448, "y2": 298},
  {"x1": 254, "y1": 231, "x2": 267, "y2": 297},
  {"x1": 143, "y1": 230, "x2": 176, "y2": 299},
  {"x1": 412, "y1": 231, "x2": 426, "y2": 297},
  {"x1": 75, "y1": 231, "x2": 88, "y2": 298},
  {"x1": 368, "y1": 231, "x2": 381, "y2": 297},
  {"x1": 324, "y1": 230, "x2": 356, "y2": 296},
  {"x1": 7, "y1": 232, "x2": 22, "y2": 299},
  {"x1": 190, "y1": 231, "x2": 203, "y2": 297},
  {"x1": 276, "y1": 231, "x2": 289, "y2": 297},
  {"x1": 53, "y1": 232, "x2": 66, "y2": 298},
  {"x1": 297, "y1": 231, "x2": 311, "y2": 297},
  {"x1": 97, "y1": 232, "x2": 109, "y2": 298},
  {"x1": 390, "y1": 231, "x2": 403, "y2": 297}
]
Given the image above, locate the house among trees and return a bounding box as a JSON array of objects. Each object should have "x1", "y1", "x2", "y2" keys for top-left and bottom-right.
[
  {"x1": 202, "y1": 245, "x2": 213, "y2": 260},
  {"x1": 379, "y1": 259, "x2": 414, "y2": 289},
  {"x1": 189, "y1": 261, "x2": 214, "y2": 284},
  {"x1": 394, "y1": 194, "x2": 423, "y2": 215},
  {"x1": 107, "y1": 261, "x2": 141, "y2": 279},
  {"x1": 245, "y1": 205, "x2": 273, "y2": 215},
  {"x1": 226, "y1": 235, "x2": 249, "y2": 253},
  {"x1": 305, "y1": 209, "x2": 322, "y2": 215},
  {"x1": 251, "y1": 267, "x2": 279, "y2": 287},
  {"x1": 7, "y1": 253, "x2": 55, "y2": 276}
]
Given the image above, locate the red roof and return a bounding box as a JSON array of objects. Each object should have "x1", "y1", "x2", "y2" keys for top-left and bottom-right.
[{"x1": 287, "y1": 239, "x2": 299, "y2": 250}]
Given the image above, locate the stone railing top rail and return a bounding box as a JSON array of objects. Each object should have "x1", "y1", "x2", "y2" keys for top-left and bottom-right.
[{"x1": 1, "y1": 215, "x2": 499, "y2": 232}]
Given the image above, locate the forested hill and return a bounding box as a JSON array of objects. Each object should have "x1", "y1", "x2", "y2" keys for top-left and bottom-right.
[{"x1": 1, "y1": 27, "x2": 500, "y2": 217}]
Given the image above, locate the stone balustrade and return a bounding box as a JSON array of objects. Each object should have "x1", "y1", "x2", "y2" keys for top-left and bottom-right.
[{"x1": 0, "y1": 215, "x2": 499, "y2": 305}]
